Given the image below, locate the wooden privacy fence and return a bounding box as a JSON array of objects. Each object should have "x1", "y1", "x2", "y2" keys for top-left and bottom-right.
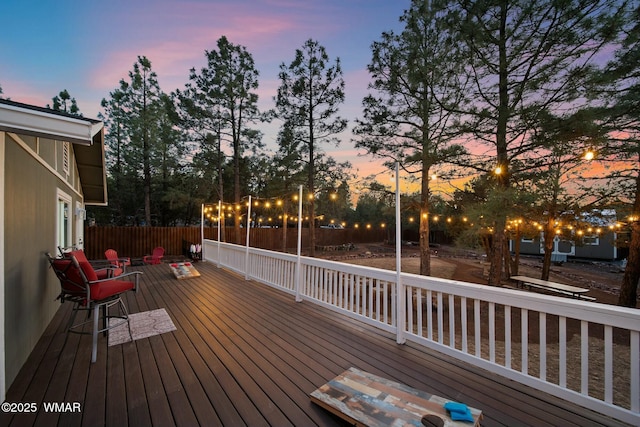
[{"x1": 83, "y1": 226, "x2": 388, "y2": 260}]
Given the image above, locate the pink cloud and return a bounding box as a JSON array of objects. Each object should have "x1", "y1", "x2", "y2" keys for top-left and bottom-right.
[
  {"x1": 87, "y1": 1, "x2": 348, "y2": 94},
  {"x1": 0, "y1": 78, "x2": 56, "y2": 107}
]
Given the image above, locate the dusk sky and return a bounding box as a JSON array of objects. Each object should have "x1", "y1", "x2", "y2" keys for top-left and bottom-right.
[{"x1": 1, "y1": 0, "x2": 412, "y2": 181}]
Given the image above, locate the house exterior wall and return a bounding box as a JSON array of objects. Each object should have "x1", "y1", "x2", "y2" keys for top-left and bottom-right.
[
  {"x1": 514, "y1": 231, "x2": 618, "y2": 261},
  {"x1": 3, "y1": 131, "x2": 84, "y2": 389}
]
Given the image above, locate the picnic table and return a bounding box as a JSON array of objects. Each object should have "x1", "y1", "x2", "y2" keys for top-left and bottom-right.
[{"x1": 510, "y1": 275, "x2": 595, "y2": 301}]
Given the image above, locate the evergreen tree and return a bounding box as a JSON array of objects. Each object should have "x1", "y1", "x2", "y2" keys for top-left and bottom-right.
[
  {"x1": 354, "y1": 0, "x2": 467, "y2": 275},
  {"x1": 126, "y1": 56, "x2": 162, "y2": 225},
  {"x1": 449, "y1": 0, "x2": 628, "y2": 285},
  {"x1": 99, "y1": 86, "x2": 129, "y2": 224},
  {"x1": 275, "y1": 39, "x2": 347, "y2": 256},
  {"x1": 179, "y1": 36, "x2": 263, "y2": 242},
  {"x1": 590, "y1": 3, "x2": 640, "y2": 306},
  {"x1": 155, "y1": 93, "x2": 188, "y2": 226},
  {"x1": 49, "y1": 89, "x2": 81, "y2": 116}
]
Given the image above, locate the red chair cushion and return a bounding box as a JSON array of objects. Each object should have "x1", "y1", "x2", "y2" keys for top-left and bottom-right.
[
  {"x1": 90, "y1": 279, "x2": 135, "y2": 301},
  {"x1": 70, "y1": 250, "x2": 100, "y2": 281}
]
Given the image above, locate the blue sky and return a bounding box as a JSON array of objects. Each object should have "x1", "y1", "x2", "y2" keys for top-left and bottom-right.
[{"x1": 1, "y1": 0, "x2": 410, "y2": 178}]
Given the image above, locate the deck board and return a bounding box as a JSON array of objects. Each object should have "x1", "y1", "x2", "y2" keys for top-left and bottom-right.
[{"x1": 4, "y1": 261, "x2": 632, "y2": 427}]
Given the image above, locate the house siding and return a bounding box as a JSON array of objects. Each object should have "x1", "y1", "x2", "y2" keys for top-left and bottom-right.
[
  {"x1": 3, "y1": 132, "x2": 83, "y2": 389},
  {"x1": 514, "y1": 232, "x2": 618, "y2": 261}
]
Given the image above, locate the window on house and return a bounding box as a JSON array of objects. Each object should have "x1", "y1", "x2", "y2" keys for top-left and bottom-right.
[{"x1": 583, "y1": 235, "x2": 599, "y2": 245}]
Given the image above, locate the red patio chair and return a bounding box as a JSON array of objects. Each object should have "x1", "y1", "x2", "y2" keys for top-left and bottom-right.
[
  {"x1": 46, "y1": 250, "x2": 142, "y2": 363},
  {"x1": 143, "y1": 247, "x2": 164, "y2": 265},
  {"x1": 74, "y1": 248, "x2": 124, "y2": 278},
  {"x1": 105, "y1": 248, "x2": 131, "y2": 273}
]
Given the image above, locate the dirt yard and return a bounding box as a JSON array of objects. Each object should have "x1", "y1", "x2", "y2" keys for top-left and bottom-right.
[{"x1": 318, "y1": 242, "x2": 634, "y2": 307}]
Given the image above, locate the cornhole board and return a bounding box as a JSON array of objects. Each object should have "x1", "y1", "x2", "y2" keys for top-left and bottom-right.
[
  {"x1": 169, "y1": 262, "x2": 200, "y2": 279},
  {"x1": 310, "y1": 367, "x2": 482, "y2": 427}
]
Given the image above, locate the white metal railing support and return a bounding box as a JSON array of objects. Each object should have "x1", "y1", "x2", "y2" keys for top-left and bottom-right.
[
  {"x1": 295, "y1": 185, "x2": 303, "y2": 302},
  {"x1": 245, "y1": 195, "x2": 251, "y2": 280},
  {"x1": 217, "y1": 200, "x2": 221, "y2": 268},
  {"x1": 394, "y1": 162, "x2": 405, "y2": 344}
]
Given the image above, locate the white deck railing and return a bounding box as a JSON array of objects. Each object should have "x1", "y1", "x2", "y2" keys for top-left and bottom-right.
[{"x1": 204, "y1": 240, "x2": 640, "y2": 425}]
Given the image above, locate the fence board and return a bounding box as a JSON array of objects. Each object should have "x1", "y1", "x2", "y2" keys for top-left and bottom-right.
[{"x1": 83, "y1": 226, "x2": 387, "y2": 259}]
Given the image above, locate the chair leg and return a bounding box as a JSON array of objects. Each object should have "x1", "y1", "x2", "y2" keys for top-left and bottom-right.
[
  {"x1": 92, "y1": 304, "x2": 100, "y2": 363},
  {"x1": 66, "y1": 302, "x2": 80, "y2": 332},
  {"x1": 102, "y1": 304, "x2": 108, "y2": 336},
  {"x1": 117, "y1": 298, "x2": 133, "y2": 342}
]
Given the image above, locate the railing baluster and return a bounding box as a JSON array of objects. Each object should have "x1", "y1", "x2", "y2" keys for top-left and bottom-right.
[
  {"x1": 383, "y1": 281, "x2": 389, "y2": 324},
  {"x1": 581, "y1": 320, "x2": 589, "y2": 395},
  {"x1": 437, "y1": 292, "x2": 444, "y2": 344},
  {"x1": 489, "y1": 302, "x2": 495, "y2": 362},
  {"x1": 605, "y1": 325, "x2": 613, "y2": 403},
  {"x1": 540, "y1": 313, "x2": 546, "y2": 381},
  {"x1": 407, "y1": 285, "x2": 414, "y2": 334},
  {"x1": 427, "y1": 290, "x2": 433, "y2": 340},
  {"x1": 449, "y1": 294, "x2": 455, "y2": 348},
  {"x1": 522, "y1": 308, "x2": 528, "y2": 375},
  {"x1": 559, "y1": 316, "x2": 567, "y2": 387},
  {"x1": 505, "y1": 305, "x2": 511, "y2": 369},
  {"x1": 461, "y1": 297, "x2": 468, "y2": 354},
  {"x1": 417, "y1": 288, "x2": 423, "y2": 337},
  {"x1": 474, "y1": 299, "x2": 481, "y2": 358},
  {"x1": 631, "y1": 330, "x2": 639, "y2": 412},
  {"x1": 368, "y1": 277, "x2": 374, "y2": 319}
]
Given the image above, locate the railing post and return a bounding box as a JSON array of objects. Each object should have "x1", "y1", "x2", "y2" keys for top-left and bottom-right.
[
  {"x1": 394, "y1": 162, "x2": 405, "y2": 344},
  {"x1": 217, "y1": 200, "x2": 221, "y2": 268},
  {"x1": 295, "y1": 185, "x2": 303, "y2": 302},
  {"x1": 245, "y1": 195, "x2": 251, "y2": 280},
  {"x1": 200, "y1": 203, "x2": 205, "y2": 261}
]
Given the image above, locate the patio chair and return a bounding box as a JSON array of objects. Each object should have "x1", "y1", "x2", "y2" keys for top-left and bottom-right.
[
  {"x1": 46, "y1": 250, "x2": 142, "y2": 363},
  {"x1": 105, "y1": 249, "x2": 131, "y2": 272},
  {"x1": 143, "y1": 247, "x2": 164, "y2": 265},
  {"x1": 64, "y1": 248, "x2": 123, "y2": 279}
]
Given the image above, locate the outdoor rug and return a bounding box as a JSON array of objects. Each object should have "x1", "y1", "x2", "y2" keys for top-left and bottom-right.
[{"x1": 108, "y1": 308, "x2": 176, "y2": 346}]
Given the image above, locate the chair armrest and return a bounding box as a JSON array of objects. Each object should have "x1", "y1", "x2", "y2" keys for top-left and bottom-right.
[{"x1": 88, "y1": 271, "x2": 143, "y2": 293}]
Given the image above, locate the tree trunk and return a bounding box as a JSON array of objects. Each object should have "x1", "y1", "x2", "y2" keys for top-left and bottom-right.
[
  {"x1": 503, "y1": 239, "x2": 511, "y2": 278},
  {"x1": 512, "y1": 226, "x2": 521, "y2": 276},
  {"x1": 488, "y1": 224, "x2": 505, "y2": 285},
  {"x1": 308, "y1": 114, "x2": 316, "y2": 257},
  {"x1": 488, "y1": 1, "x2": 510, "y2": 287},
  {"x1": 217, "y1": 129, "x2": 225, "y2": 242},
  {"x1": 419, "y1": 166, "x2": 431, "y2": 276},
  {"x1": 541, "y1": 217, "x2": 555, "y2": 281},
  {"x1": 618, "y1": 167, "x2": 640, "y2": 307}
]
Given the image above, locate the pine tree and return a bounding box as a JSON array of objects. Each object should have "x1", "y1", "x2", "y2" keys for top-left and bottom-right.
[
  {"x1": 179, "y1": 36, "x2": 263, "y2": 242},
  {"x1": 354, "y1": 0, "x2": 467, "y2": 275},
  {"x1": 449, "y1": 0, "x2": 628, "y2": 285},
  {"x1": 275, "y1": 39, "x2": 347, "y2": 256},
  {"x1": 590, "y1": 3, "x2": 640, "y2": 306},
  {"x1": 49, "y1": 89, "x2": 81, "y2": 116}
]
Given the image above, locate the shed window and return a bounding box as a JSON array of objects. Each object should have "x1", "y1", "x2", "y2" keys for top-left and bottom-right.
[{"x1": 583, "y1": 235, "x2": 599, "y2": 246}]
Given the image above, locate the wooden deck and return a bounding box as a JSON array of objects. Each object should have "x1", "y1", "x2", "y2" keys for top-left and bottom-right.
[{"x1": 2, "y1": 262, "x2": 630, "y2": 427}]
